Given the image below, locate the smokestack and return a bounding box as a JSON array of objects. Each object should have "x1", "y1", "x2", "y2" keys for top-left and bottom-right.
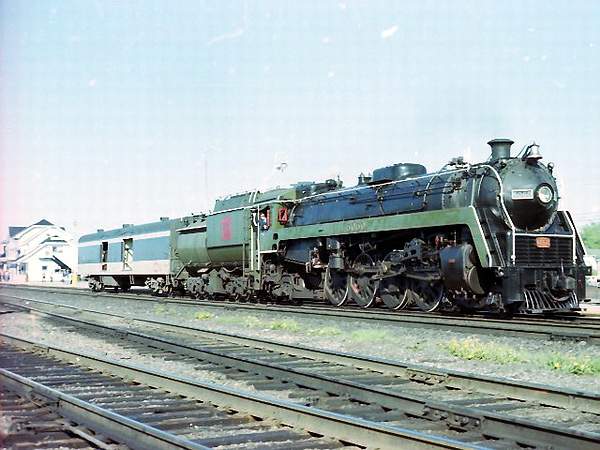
[{"x1": 487, "y1": 138, "x2": 514, "y2": 162}]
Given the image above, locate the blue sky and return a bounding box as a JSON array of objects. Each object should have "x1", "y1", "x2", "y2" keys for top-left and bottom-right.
[{"x1": 1, "y1": 0, "x2": 599, "y2": 237}]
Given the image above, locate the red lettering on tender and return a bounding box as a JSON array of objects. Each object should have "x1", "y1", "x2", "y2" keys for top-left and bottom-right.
[{"x1": 221, "y1": 216, "x2": 232, "y2": 241}]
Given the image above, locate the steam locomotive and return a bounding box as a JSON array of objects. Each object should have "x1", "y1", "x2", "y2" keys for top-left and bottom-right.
[{"x1": 78, "y1": 138, "x2": 590, "y2": 314}]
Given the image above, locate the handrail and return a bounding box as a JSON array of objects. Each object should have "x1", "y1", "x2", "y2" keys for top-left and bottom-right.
[
  {"x1": 479, "y1": 164, "x2": 517, "y2": 264},
  {"x1": 563, "y1": 211, "x2": 579, "y2": 263}
]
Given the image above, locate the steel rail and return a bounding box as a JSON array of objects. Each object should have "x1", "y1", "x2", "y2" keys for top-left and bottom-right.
[
  {"x1": 2, "y1": 284, "x2": 600, "y2": 343},
  {"x1": 6, "y1": 282, "x2": 600, "y2": 326},
  {"x1": 7, "y1": 281, "x2": 600, "y2": 323},
  {"x1": 0, "y1": 332, "x2": 480, "y2": 450},
  {"x1": 4, "y1": 298, "x2": 600, "y2": 449},
  {"x1": 1, "y1": 343, "x2": 366, "y2": 450},
  {"x1": 0, "y1": 381, "x2": 131, "y2": 450},
  {"x1": 3, "y1": 294, "x2": 600, "y2": 410},
  {"x1": 0, "y1": 369, "x2": 212, "y2": 450}
]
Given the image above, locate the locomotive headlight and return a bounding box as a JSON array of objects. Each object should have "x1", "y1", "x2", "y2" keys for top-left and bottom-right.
[{"x1": 537, "y1": 185, "x2": 553, "y2": 204}]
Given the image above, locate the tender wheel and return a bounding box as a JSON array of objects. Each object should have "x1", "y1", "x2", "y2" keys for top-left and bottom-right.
[
  {"x1": 379, "y1": 276, "x2": 411, "y2": 310},
  {"x1": 324, "y1": 268, "x2": 348, "y2": 307},
  {"x1": 409, "y1": 279, "x2": 444, "y2": 312},
  {"x1": 348, "y1": 254, "x2": 379, "y2": 308},
  {"x1": 89, "y1": 279, "x2": 104, "y2": 292}
]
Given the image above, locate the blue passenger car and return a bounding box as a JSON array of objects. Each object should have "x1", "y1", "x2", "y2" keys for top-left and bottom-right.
[{"x1": 78, "y1": 217, "x2": 182, "y2": 291}]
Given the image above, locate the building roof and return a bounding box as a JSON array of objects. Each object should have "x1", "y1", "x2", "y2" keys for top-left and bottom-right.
[
  {"x1": 32, "y1": 219, "x2": 54, "y2": 226},
  {"x1": 7, "y1": 220, "x2": 57, "y2": 240},
  {"x1": 8, "y1": 226, "x2": 26, "y2": 237},
  {"x1": 41, "y1": 237, "x2": 67, "y2": 244}
]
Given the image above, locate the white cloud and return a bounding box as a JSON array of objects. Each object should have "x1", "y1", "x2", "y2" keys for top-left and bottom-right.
[
  {"x1": 88, "y1": 79, "x2": 97, "y2": 88},
  {"x1": 381, "y1": 25, "x2": 398, "y2": 40},
  {"x1": 207, "y1": 28, "x2": 245, "y2": 46},
  {"x1": 207, "y1": 3, "x2": 248, "y2": 46}
]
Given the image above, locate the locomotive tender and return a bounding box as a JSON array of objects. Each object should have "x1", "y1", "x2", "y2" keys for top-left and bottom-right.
[{"x1": 78, "y1": 139, "x2": 590, "y2": 313}]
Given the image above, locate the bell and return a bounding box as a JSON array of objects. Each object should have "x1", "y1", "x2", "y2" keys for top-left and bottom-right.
[{"x1": 525, "y1": 143, "x2": 543, "y2": 162}]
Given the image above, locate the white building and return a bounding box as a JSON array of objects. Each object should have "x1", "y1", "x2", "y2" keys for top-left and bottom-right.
[{"x1": 0, "y1": 219, "x2": 76, "y2": 283}]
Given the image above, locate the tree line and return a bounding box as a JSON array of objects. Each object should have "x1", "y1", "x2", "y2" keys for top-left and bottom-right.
[{"x1": 582, "y1": 223, "x2": 600, "y2": 249}]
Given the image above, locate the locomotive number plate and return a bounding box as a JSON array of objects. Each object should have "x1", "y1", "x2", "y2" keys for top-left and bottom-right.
[
  {"x1": 535, "y1": 237, "x2": 551, "y2": 248},
  {"x1": 511, "y1": 188, "x2": 534, "y2": 200}
]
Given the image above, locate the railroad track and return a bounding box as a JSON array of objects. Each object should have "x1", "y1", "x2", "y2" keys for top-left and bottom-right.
[
  {"x1": 6, "y1": 283, "x2": 600, "y2": 325},
  {"x1": 2, "y1": 297, "x2": 600, "y2": 449},
  {"x1": 3, "y1": 284, "x2": 600, "y2": 344},
  {"x1": 0, "y1": 334, "x2": 482, "y2": 450},
  {"x1": 0, "y1": 381, "x2": 133, "y2": 449}
]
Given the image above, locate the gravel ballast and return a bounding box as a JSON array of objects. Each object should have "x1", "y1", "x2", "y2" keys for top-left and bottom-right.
[
  {"x1": 0, "y1": 311, "x2": 303, "y2": 402},
  {"x1": 1, "y1": 286, "x2": 599, "y2": 393}
]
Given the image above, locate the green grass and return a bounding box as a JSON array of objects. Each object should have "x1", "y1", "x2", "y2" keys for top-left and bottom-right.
[
  {"x1": 543, "y1": 354, "x2": 600, "y2": 375},
  {"x1": 442, "y1": 337, "x2": 600, "y2": 376},
  {"x1": 268, "y1": 319, "x2": 300, "y2": 332},
  {"x1": 153, "y1": 304, "x2": 167, "y2": 314},
  {"x1": 194, "y1": 311, "x2": 214, "y2": 321},
  {"x1": 349, "y1": 329, "x2": 391, "y2": 342},
  {"x1": 213, "y1": 315, "x2": 301, "y2": 332},
  {"x1": 215, "y1": 315, "x2": 262, "y2": 328},
  {"x1": 442, "y1": 337, "x2": 525, "y2": 364},
  {"x1": 309, "y1": 326, "x2": 342, "y2": 337}
]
